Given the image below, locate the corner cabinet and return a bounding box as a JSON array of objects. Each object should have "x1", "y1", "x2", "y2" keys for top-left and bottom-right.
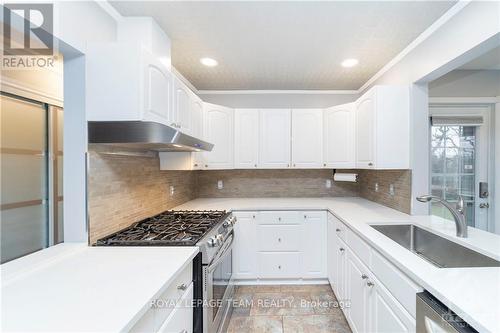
[
  {"x1": 203, "y1": 103, "x2": 234, "y2": 169},
  {"x1": 234, "y1": 109, "x2": 260, "y2": 169},
  {"x1": 259, "y1": 109, "x2": 291, "y2": 169},
  {"x1": 86, "y1": 43, "x2": 173, "y2": 125},
  {"x1": 323, "y1": 103, "x2": 355, "y2": 168},
  {"x1": 291, "y1": 109, "x2": 323, "y2": 168},
  {"x1": 355, "y1": 86, "x2": 410, "y2": 169}
]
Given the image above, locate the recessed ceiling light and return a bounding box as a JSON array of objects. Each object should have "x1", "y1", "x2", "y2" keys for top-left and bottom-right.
[
  {"x1": 200, "y1": 57, "x2": 218, "y2": 67},
  {"x1": 341, "y1": 58, "x2": 359, "y2": 68}
]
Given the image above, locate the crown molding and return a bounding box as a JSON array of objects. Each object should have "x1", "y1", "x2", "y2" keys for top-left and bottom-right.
[{"x1": 197, "y1": 89, "x2": 358, "y2": 95}]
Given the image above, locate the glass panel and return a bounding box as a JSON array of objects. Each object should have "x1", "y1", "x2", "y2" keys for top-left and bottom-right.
[
  {"x1": 0, "y1": 94, "x2": 48, "y2": 263},
  {"x1": 430, "y1": 125, "x2": 476, "y2": 227},
  {"x1": 1, "y1": 95, "x2": 46, "y2": 150},
  {"x1": 1, "y1": 205, "x2": 47, "y2": 263},
  {"x1": 0, "y1": 154, "x2": 46, "y2": 204}
]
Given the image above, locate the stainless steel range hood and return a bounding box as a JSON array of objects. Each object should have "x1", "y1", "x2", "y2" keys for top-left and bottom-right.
[{"x1": 88, "y1": 121, "x2": 213, "y2": 152}]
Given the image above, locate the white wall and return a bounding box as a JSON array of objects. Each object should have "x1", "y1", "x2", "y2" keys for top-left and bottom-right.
[
  {"x1": 429, "y1": 70, "x2": 500, "y2": 97},
  {"x1": 53, "y1": 1, "x2": 119, "y2": 242},
  {"x1": 198, "y1": 92, "x2": 357, "y2": 108}
]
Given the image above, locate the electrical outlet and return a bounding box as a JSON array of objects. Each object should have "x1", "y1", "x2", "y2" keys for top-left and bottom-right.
[
  {"x1": 389, "y1": 184, "x2": 395, "y2": 196},
  {"x1": 169, "y1": 185, "x2": 175, "y2": 196},
  {"x1": 326, "y1": 179, "x2": 332, "y2": 189},
  {"x1": 217, "y1": 180, "x2": 224, "y2": 190},
  {"x1": 374, "y1": 183, "x2": 379, "y2": 192}
]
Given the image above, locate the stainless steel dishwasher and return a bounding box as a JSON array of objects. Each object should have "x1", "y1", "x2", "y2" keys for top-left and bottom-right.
[{"x1": 416, "y1": 291, "x2": 478, "y2": 333}]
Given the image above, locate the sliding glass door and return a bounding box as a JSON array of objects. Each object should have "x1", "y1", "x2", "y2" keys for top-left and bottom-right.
[{"x1": 1, "y1": 94, "x2": 63, "y2": 263}]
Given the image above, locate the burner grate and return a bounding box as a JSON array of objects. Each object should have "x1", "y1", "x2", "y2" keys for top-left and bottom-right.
[{"x1": 95, "y1": 210, "x2": 228, "y2": 246}]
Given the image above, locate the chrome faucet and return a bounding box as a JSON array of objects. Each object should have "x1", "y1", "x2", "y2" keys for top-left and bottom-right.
[{"x1": 416, "y1": 195, "x2": 468, "y2": 238}]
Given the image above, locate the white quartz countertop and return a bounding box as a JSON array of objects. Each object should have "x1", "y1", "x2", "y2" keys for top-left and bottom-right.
[
  {"x1": 1, "y1": 243, "x2": 198, "y2": 332},
  {"x1": 175, "y1": 197, "x2": 500, "y2": 333}
]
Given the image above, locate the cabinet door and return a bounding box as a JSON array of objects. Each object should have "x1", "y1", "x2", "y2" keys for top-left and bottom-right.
[
  {"x1": 173, "y1": 76, "x2": 191, "y2": 134},
  {"x1": 346, "y1": 249, "x2": 370, "y2": 333},
  {"x1": 143, "y1": 50, "x2": 173, "y2": 125},
  {"x1": 234, "y1": 109, "x2": 259, "y2": 169},
  {"x1": 190, "y1": 96, "x2": 205, "y2": 170},
  {"x1": 336, "y1": 239, "x2": 347, "y2": 302},
  {"x1": 232, "y1": 212, "x2": 258, "y2": 279},
  {"x1": 355, "y1": 91, "x2": 375, "y2": 168},
  {"x1": 327, "y1": 214, "x2": 338, "y2": 292},
  {"x1": 259, "y1": 109, "x2": 291, "y2": 168},
  {"x1": 203, "y1": 103, "x2": 234, "y2": 169},
  {"x1": 157, "y1": 283, "x2": 194, "y2": 333},
  {"x1": 291, "y1": 109, "x2": 323, "y2": 168},
  {"x1": 369, "y1": 275, "x2": 415, "y2": 333},
  {"x1": 324, "y1": 104, "x2": 355, "y2": 168},
  {"x1": 301, "y1": 211, "x2": 327, "y2": 279}
]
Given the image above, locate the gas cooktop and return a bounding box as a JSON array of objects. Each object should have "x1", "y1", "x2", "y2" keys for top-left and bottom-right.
[{"x1": 95, "y1": 210, "x2": 229, "y2": 246}]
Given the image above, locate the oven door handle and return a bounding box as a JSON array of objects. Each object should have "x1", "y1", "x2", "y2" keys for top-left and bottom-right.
[{"x1": 207, "y1": 231, "x2": 234, "y2": 273}]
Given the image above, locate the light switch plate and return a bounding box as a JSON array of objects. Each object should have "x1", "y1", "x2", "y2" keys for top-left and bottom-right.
[
  {"x1": 169, "y1": 185, "x2": 175, "y2": 196},
  {"x1": 326, "y1": 179, "x2": 332, "y2": 189},
  {"x1": 374, "y1": 183, "x2": 379, "y2": 192},
  {"x1": 389, "y1": 184, "x2": 395, "y2": 196},
  {"x1": 217, "y1": 180, "x2": 224, "y2": 190}
]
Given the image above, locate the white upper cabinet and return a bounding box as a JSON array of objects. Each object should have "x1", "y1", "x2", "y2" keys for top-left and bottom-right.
[
  {"x1": 259, "y1": 109, "x2": 291, "y2": 169},
  {"x1": 203, "y1": 103, "x2": 234, "y2": 169},
  {"x1": 355, "y1": 86, "x2": 410, "y2": 169},
  {"x1": 324, "y1": 103, "x2": 355, "y2": 168},
  {"x1": 291, "y1": 109, "x2": 323, "y2": 168},
  {"x1": 86, "y1": 43, "x2": 173, "y2": 125},
  {"x1": 191, "y1": 94, "x2": 205, "y2": 170},
  {"x1": 234, "y1": 109, "x2": 260, "y2": 169},
  {"x1": 172, "y1": 76, "x2": 191, "y2": 134}
]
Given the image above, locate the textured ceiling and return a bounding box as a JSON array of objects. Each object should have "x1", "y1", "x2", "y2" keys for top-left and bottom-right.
[
  {"x1": 111, "y1": 1, "x2": 456, "y2": 90},
  {"x1": 459, "y1": 46, "x2": 500, "y2": 70}
]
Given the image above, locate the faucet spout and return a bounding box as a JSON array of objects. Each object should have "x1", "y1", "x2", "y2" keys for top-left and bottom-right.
[{"x1": 416, "y1": 194, "x2": 468, "y2": 238}]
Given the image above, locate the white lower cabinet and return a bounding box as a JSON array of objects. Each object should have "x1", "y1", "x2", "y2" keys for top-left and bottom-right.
[
  {"x1": 232, "y1": 210, "x2": 326, "y2": 280},
  {"x1": 232, "y1": 212, "x2": 258, "y2": 279},
  {"x1": 158, "y1": 282, "x2": 193, "y2": 333},
  {"x1": 327, "y1": 213, "x2": 420, "y2": 333}
]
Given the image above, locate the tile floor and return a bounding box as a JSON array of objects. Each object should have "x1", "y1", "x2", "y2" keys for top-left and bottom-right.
[{"x1": 226, "y1": 284, "x2": 352, "y2": 333}]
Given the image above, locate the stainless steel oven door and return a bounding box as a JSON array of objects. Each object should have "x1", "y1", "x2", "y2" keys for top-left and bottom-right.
[{"x1": 204, "y1": 231, "x2": 234, "y2": 333}]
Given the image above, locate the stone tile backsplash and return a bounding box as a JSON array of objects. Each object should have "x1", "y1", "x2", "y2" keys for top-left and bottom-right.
[{"x1": 87, "y1": 153, "x2": 412, "y2": 243}]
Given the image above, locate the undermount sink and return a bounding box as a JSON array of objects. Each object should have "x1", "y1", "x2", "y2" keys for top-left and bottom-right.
[{"x1": 370, "y1": 224, "x2": 500, "y2": 268}]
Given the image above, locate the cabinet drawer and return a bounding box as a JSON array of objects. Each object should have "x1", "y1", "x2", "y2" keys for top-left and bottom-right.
[
  {"x1": 334, "y1": 218, "x2": 347, "y2": 241},
  {"x1": 346, "y1": 228, "x2": 371, "y2": 267},
  {"x1": 258, "y1": 252, "x2": 301, "y2": 278},
  {"x1": 155, "y1": 263, "x2": 192, "y2": 325},
  {"x1": 258, "y1": 211, "x2": 300, "y2": 225},
  {"x1": 371, "y1": 249, "x2": 422, "y2": 317},
  {"x1": 258, "y1": 225, "x2": 301, "y2": 251},
  {"x1": 158, "y1": 282, "x2": 194, "y2": 333}
]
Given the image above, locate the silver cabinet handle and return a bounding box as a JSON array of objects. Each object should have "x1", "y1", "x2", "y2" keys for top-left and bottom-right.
[
  {"x1": 293, "y1": 163, "x2": 296, "y2": 167},
  {"x1": 323, "y1": 163, "x2": 326, "y2": 167},
  {"x1": 361, "y1": 274, "x2": 368, "y2": 280},
  {"x1": 336, "y1": 228, "x2": 341, "y2": 232},
  {"x1": 366, "y1": 281, "x2": 374, "y2": 287},
  {"x1": 287, "y1": 164, "x2": 290, "y2": 167},
  {"x1": 252, "y1": 215, "x2": 256, "y2": 219},
  {"x1": 479, "y1": 203, "x2": 490, "y2": 209},
  {"x1": 339, "y1": 248, "x2": 345, "y2": 253},
  {"x1": 278, "y1": 217, "x2": 281, "y2": 221},
  {"x1": 368, "y1": 162, "x2": 373, "y2": 166},
  {"x1": 205, "y1": 164, "x2": 208, "y2": 168},
  {"x1": 254, "y1": 164, "x2": 257, "y2": 167},
  {"x1": 304, "y1": 215, "x2": 307, "y2": 219},
  {"x1": 177, "y1": 283, "x2": 187, "y2": 291},
  {"x1": 278, "y1": 265, "x2": 282, "y2": 270},
  {"x1": 194, "y1": 163, "x2": 198, "y2": 167},
  {"x1": 278, "y1": 238, "x2": 282, "y2": 242}
]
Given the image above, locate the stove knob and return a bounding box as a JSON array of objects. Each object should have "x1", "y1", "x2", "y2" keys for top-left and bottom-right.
[{"x1": 208, "y1": 236, "x2": 219, "y2": 247}]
